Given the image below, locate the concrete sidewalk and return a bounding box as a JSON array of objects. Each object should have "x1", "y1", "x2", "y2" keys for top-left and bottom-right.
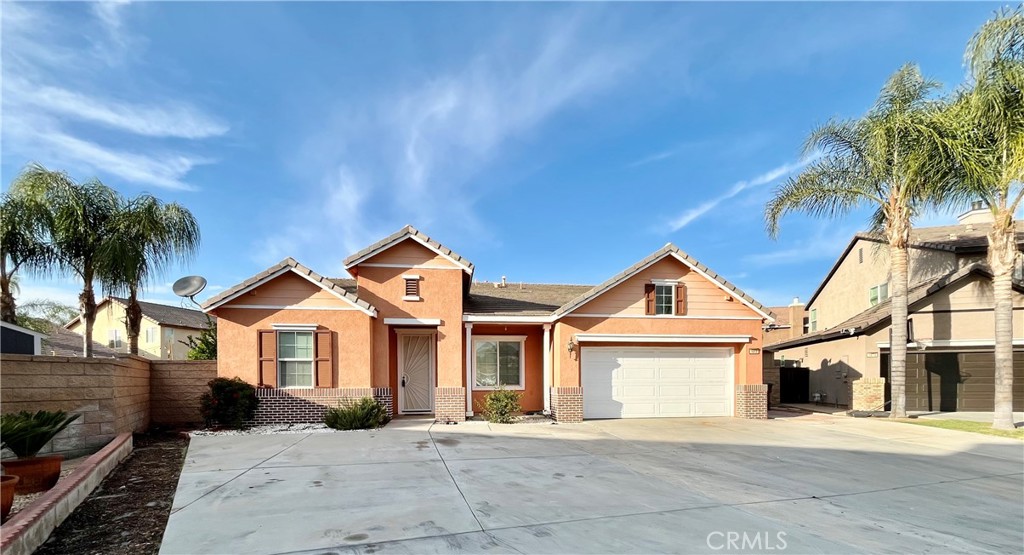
[{"x1": 161, "y1": 414, "x2": 1024, "y2": 554}]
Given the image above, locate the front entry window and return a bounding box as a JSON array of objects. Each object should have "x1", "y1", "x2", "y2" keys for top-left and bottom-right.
[
  {"x1": 278, "y1": 331, "x2": 314, "y2": 387},
  {"x1": 474, "y1": 337, "x2": 525, "y2": 389}
]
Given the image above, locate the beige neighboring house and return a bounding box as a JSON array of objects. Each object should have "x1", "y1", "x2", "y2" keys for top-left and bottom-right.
[
  {"x1": 66, "y1": 297, "x2": 213, "y2": 359},
  {"x1": 765, "y1": 204, "x2": 1024, "y2": 412}
]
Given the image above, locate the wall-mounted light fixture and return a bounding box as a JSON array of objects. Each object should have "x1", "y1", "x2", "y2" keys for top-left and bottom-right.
[{"x1": 567, "y1": 338, "x2": 577, "y2": 353}]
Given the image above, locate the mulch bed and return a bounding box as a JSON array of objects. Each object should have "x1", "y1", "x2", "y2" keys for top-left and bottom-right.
[{"x1": 34, "y1": 430, "x2": 189, "y2": 555}]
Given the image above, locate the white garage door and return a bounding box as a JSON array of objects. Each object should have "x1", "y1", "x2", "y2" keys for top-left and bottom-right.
[{"x1": 581, "y1": 347, "x2": 733, "y2": 419}]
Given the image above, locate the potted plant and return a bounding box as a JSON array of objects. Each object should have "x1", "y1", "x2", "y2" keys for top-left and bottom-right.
[
  {"x1": 1, "y1": 474, "x2": 18, "y2": 523},
  {"x1": 0, "y1": 410, "x2": 81, "y2": 494}
]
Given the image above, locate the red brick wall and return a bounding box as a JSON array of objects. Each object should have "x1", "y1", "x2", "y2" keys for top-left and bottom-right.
[
  {"x1": 434, "y1": 387, "x2": 466, "y2": 422},
  {"x1": 551, "y1": 387, "x2": 583, "y2": 423},
  {"x1": 251, "y1": 387, "x2": 393, "y2": 425},
  {"x1": 735, "y1": 384, "x2": 768, "y2": 419}
]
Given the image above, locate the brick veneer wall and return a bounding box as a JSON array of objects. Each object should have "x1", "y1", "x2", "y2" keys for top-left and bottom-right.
[
  {"x1": 762, "y1": 367, "x2": 781, "y2": 408},
  {"x1": 550, "y1": 387, "x2": 583, "y2": 423},
  {"x1": 150, "y1": 360, "x2": 218, "y2": 425},
  {"x1": 850, "y1": 378, "x2": 885, "y2": 411},
  {"x1": 0, "y1": 355, "x2": 151, "y2": 458},
  {"x1": 250, "y1": 387, "x2": 392, "y2": 425},
  {"x1": 735, "y1": 384, "x2": 768, "y2": 419},
  {"x1": 434, "y1": 387, "x2": 466, "y2": 422}
]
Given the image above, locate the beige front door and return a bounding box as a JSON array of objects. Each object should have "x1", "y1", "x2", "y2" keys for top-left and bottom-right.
[{"x1": 399, "y1": 333, "x2": 434, "y2": 413}]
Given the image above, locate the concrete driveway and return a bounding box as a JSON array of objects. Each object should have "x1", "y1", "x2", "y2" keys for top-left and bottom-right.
[{"x1": 161, "y1": 413, "x2": 1024, "y2": 554}]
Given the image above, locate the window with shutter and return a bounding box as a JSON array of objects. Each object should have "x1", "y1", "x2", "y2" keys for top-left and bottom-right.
[
  {"x1": 675, "y1": 283, "x2": 687, "y2": 315},
  {"x1": 644, "y1": 284, "x2": 656, "y2": 315}
]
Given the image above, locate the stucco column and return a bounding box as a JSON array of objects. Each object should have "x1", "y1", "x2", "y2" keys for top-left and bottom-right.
[
  {"x1": 542, "y1": 323, "x2": 552, "y2": 414},
  {"x1": 464, "y1": 322, "x2": 473, "y2": 416}
]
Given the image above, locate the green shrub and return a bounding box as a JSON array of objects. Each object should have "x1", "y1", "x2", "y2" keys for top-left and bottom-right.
[
  {"x1": 324, "y1": 397, "x2": 391, "y2": 430},
  {"x1": 479, "y1": 389, "x2": 522, "y2": 424},
  {"x1": 199, "y1": 377, "x2": 258, "y2": 428},
  {"x1": 1, "y1": 410, "x2": 82, "y2": 458}
]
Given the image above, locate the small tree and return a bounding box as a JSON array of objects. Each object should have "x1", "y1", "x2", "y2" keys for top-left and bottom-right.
[
  {"x1": 180, "y1": 316, "x2": 217, "y2": 360},
  {"x1": 15, "y1": 299, "x2": 79, "y2": 334},
  {"x1": 0, "y1": 186, "x2": 52, "y2": 324}
]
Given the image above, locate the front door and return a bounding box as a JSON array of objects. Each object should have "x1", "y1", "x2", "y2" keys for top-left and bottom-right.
[{"x1": 399, "y1": 333, "x2": 434, "y2": 413}]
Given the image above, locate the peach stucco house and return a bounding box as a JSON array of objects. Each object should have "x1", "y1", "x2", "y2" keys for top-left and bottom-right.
[{"x1": 203, "y1": 226, "x2": 775, "y2": 424}]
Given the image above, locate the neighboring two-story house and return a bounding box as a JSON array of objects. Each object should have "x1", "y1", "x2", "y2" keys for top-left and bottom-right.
[
  {"x1": 203, "y1": 226, "x2": 775, "y2": 424},
  {"x1": 66, "y1": 297, "x2": 213, "y2": 360},
  {"x1": 765, "y1": 205, "x2": 1024, "y2": 412}
]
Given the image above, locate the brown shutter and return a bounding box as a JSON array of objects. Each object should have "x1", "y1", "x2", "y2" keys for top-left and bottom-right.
[
  {"x1": 258, "y1": 330, "x2": 277, "y2": 388},
  {"x1": 644, "y1": 284, "x2": 656, "y2": 315},
  {"x1": 314, "y1": 330, "x2": 333, "y2": 387},
  {"x1": 675, "y1": 283, "x2": 687, "y2": 316}
]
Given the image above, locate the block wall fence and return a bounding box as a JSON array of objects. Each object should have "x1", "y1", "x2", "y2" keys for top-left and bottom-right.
[{"x1": 0, "y1": 355, "x2": 216, "y2": 457}]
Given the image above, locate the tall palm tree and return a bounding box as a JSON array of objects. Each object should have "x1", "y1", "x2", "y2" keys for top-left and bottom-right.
[
  {"x1": 932, "y1": 8, "x2": 1024, "y2": 429},
  {"x1": 16, "y1": 164, "x2": 121, "y2": 357},
  {"x1": 0, "y1": 183, "x2": 53, "y2": 324},
  {"x1": 99, "y1": 194, "x2": 200, "y2": 356},
  {"x1": 766, "y1": 64, "x2": 948, "y2": 418}
]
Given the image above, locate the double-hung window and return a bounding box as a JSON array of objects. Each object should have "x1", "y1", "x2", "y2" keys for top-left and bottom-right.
[
  {"x1": 808, "y1": 309, "x2": 818, "y2": 333},
  {"x1": 473, "y1": 336, "x2": 525, "y2": 389},
  {"x1": 278, "y1": 331, "x2": 314, "y2": 387},
  {"x1": 145, "y1": 327, "x2": 157, "y2": 344},
  {"x1": 108, "y1": 329, "x2": 122, "y2": 349},
  {"x1": 869, "y1": 283, "x2": 889, "y2": 307}
]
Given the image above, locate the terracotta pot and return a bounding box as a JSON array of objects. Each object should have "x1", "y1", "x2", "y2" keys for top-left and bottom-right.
[
  {"x1": 1, "y1": 475, "x2": 18, "y2": 523},
  {"x1": 1, "y1": 455, "x2": 64, "y2": 494}
]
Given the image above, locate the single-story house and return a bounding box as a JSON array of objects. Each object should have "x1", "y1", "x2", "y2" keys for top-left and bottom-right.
[{"x1": 203, "y1": 226, "x2": 775, "y2": 424}]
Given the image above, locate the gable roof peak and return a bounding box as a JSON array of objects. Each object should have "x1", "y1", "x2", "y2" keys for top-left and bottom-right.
[{"x1": 342, "y1": 225, "x2": 474, "y2": 274}]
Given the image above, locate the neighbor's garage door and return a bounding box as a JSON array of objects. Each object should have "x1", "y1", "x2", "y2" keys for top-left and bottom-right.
[
  {"x1": 581, "y1": 347, "x2": 733, "y2": 419},
  {"x1": 885, "y1": 351, "x2": 1024, "y2": 412}
]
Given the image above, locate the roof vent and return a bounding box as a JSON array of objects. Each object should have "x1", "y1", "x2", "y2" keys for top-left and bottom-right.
[{"x1": 495, "y1": 276, "x2": 507, "y2": 288}]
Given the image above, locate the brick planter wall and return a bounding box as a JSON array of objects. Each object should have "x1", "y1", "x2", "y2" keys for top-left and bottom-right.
[
  {"x1": 735, "y1": 384, "x2": 768, "y2": 419},
  {"x1": 850, "y1": 378, "x2": 885, "y2": 411},
  {"x1": 434, "y1": 387, "x2": 466, "y2": 422},
  {"x1": 150, "y1": 360, "x2": 217, "y2": 426},
  {"x1": 550, "y1": 387, "x2": 583, "y2": 423},
  {"x1": 251, "y1": 387, "x2": 392, "y2": 425}
]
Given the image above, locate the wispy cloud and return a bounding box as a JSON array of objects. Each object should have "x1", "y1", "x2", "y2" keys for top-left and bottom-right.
[
  {"x1": 742, "y1": 225, "x2": 855, "y2": 267},
  {"x1": 667, "y1": 156, "x2": 813, "y2": 232},
  {"x1": 1, "y1": 3, "x2": 224, "y2": 190},
  {"x1": 259, "y1": 11, "x2": 658, "y2": 269}
]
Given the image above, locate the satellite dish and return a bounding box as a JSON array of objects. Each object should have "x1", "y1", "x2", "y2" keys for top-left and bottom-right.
[{"x1": 173, "y1": 275, "x2": 207, "y2": 299}]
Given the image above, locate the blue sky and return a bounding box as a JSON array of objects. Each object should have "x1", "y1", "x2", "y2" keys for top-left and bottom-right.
[{"x1": 1, "y1": 1, "x2": 1005, "y2": 311}]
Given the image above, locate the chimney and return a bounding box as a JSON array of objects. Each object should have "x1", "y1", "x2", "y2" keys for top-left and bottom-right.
[
  {"x1": 788, "y1": 297, "x2": 806, "y2": 340},
  {"x1": 957, "y1": 200, "x2": 994, "y2": 226}
]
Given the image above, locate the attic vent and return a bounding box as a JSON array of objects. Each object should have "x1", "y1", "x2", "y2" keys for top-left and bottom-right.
[{"x1": 402, "y1": 274, "x2": 421, "y2": 301}]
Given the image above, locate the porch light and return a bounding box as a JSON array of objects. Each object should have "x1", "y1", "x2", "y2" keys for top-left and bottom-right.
[{"x1": 567, "y1": 338, "x2": 577, "y2": 353}]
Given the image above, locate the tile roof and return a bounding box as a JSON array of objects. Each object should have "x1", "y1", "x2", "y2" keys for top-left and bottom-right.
[
  {"x1": 201, "y1": 258, "x2": 376, "y2": 314},
  {"x1": 766, "y1": 263, "x2": 1018, "y2": 350},
  {"x1": 43, "y1": 327, "x2": 119, "y2": 357},
  {"x1": 110, "y1": 297, "x2": 213, "y2": 330},
  {"x1": 465, "y1": 283, "x2": 594, "y2": 315},
  {"x1": 342, "y1": 225, "x2": 474, "y2": 273},
  {"x1": 551, "y1": 244, "x2": 776, "y2": 320}
]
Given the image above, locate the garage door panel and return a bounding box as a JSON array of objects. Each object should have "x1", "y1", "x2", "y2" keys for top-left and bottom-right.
[{"x1": 582, "y1": 347, "x2": 732, "y2": 419}]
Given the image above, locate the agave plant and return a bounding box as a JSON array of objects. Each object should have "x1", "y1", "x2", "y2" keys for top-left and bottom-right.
[{"x1": 0, "y1": 410, "x2": 81, "y2": 459}]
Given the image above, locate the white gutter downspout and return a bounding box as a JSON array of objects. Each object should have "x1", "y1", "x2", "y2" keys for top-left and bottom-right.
[
  {"x1": 465, "y1": 323, "x2": 474, "y2": 417},
  {"x1": 543, "y1": 323, "x2": 552, "y2": 414}
]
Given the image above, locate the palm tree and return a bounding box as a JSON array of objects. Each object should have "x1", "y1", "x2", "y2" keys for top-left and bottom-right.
[
  {"x1": 765, "y1": 64, "x2": 948, "y2": 418},
  {"x1": 99, "y1": 194, "x2": 200, "y2": 356},
  {"x1": 0, "y1": 183, "x2": 52, "y2": 324},
  {"x1": 931, "y1": 8, "x2": 1024, "y2": 429},
  {"x1": 16, "y1": 164, "x2": 121, "y2": 357}
]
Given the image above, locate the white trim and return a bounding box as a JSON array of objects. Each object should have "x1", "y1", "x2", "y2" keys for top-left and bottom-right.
[
  {"x1": 402, "y1": 295, "x2": 422, "y2": 302},
  {"x1": 204, "y1": 266, "x2": 377, "y2": 317},
  {"x1": 575, "y1": 333, "x2": 752, "y2": 344},
  {"x1": 397, "y1": 330, "x2": 436, "y2": 414},
  {"x1": 463, "y1": 315, "x2": 555, "y2": 323},
  {"x1": 567, "y1": 313, "x2": 764, "y2": 320},
  {"x1": 472, "y1": 335, "x2": 527, "y2": 390},
  {"x1": 358, "y1": 263, "x2": 463, "y2": 270},
  {"x1": 271, "y1": 324, "x2": 319, "y2": 331},
  {"x1": 465, "y1": 323, "x2": 474, "y2": 416},
  {"x1": 401, "y1": 274, "x2": 422, "y2": 280},
  {"x1": 542, "y1": 324, "x2": 552, "y2": 414},
  {"x1": 345, "y1": 235, "x2": 473, "y2": 275},
  {"x1": 650, "y1": 278, "x2": 682, "y2": 284},
  {"x1": 384, "y1": 318, "x2": 442, "y2": 326},
  {"x1": 217, "y1": 304, "x2": 361, "y2": 311},
  {"x1": 877, "y1": 339, "x2": 1024, "y2": 349}
]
